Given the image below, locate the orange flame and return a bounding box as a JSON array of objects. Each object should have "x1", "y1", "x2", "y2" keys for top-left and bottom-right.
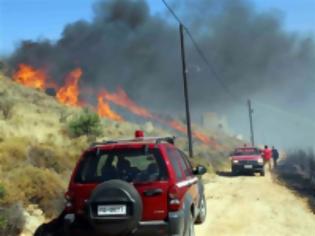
[
  {"x1": 13, "y1": 64, "x2": 47, "y2": 90},
  {"x1": 99, "y1": 87, "x2": 154, "y2": 119},
  {"x1": 56, "y1": 68, "x2": 82, "y2": 106},
  {"x1": 167, "y1": 119, "x2": 218, "y2": 148},
  {"x1": 100, "y1": 87, "x2": 219, "y2": 148},
  {"x1": 167, "y1": 119, "x2": 187, "y2": 133},
  {"x1": 12, "y1": 63, "x2": 220, "y2": 148},
  {"x1": 193, "y1": 130, "x2": 219, "y2": 148},
  {"x1": 97, "y1": 95, "x2": 124, "y2": 122}
]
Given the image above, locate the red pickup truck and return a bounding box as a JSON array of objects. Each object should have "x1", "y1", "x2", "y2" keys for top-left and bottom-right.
[{"x1": 231, "y1": 147, "x2": 264, "y2": 176}]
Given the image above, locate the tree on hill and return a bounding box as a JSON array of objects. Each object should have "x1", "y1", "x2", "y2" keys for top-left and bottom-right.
[{"x1": 68, "y1": 109, "x2": 102, "y2": 138}]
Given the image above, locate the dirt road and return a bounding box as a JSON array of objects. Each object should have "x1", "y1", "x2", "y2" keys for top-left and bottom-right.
[{"x1": 195, "y1": 172, "x2": 315, "y2": 236}]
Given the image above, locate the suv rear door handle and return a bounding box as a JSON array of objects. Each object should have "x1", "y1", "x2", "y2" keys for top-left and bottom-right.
[{"x1": 143, "y1": 188, "x2": 163, "y2": 197}]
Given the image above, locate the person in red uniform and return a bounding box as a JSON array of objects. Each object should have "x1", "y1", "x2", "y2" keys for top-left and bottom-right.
[{"x1": 262, "y1": 145, "x2": 272, "y2": 171}]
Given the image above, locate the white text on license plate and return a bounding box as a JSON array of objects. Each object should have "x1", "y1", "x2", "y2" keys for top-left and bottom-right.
[
  {"x1": 97, "y1": 205, "x2": 127, "y2": 216},
  {"x1": 244, "y1": 165, "x2": 253, "y2": 169}
]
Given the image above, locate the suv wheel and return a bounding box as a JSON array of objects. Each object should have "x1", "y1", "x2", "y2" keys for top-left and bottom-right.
[
  {"x1": 184, "y1": 213, "x2": 195, "y2": 236},
  {"x1": 260, "y1": 170, "x2": 265, "y2": 176},
  {"x1": 34, "y1": 218, "x2": 67, "y2": 236},
  {"x1": 195, "y1": 195, "x2": 207, "y2": 224},
  {"x1": 231, "y1": 167, "x2": 238, "y2": 176},
  {"x1": 34, "y1": 224, "x2": 54, "y2": 236},
  {"x1": 87, "y1": 179, "x2": 143, "y2": 236}
]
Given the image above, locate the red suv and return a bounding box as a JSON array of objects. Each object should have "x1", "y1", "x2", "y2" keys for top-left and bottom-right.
[
  {"x1": 35, "y1": 131, "x2": 207, "y2": 236},
  {"x1": 231, "y1": 147, "x2": 264, "y2": 176}
]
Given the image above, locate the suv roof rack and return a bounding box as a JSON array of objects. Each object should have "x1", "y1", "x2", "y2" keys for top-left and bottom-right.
[
  {"x1": 90, "y1": 136, "x2": 176, "y2": 147},
  {"x1": 155, "y1": 136, "x2": 176, "y2": 144}
]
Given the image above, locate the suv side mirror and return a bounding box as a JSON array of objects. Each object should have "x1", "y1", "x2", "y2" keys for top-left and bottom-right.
[{"x1": 193, "y1": 165, "x2": 207, "y2": 175}]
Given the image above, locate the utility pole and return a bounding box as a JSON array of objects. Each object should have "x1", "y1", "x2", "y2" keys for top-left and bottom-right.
[
  {"x1": 247, "y1": 99, "x2": 255, "y2": 146},
  {"x1": 179, "y1": 24, "x2": 193, "y2": 158}
]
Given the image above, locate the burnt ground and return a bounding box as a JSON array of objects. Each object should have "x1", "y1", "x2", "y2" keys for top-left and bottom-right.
[{"x1": 273, "y1": 165, "x2": 315, "y2": 213}]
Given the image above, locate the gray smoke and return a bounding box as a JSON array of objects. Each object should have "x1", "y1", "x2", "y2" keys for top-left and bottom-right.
[{"x1": 7, "y1": 0, "x2": 315, "y2": 148}]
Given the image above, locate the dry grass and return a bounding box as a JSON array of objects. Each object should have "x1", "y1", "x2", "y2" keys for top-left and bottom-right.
[
  {"x1": 0, "y1": 202, "x2": 25, "y2": 235},
  {"x1": 2, "y1": 166, "x2": 66, "y2": 217}
]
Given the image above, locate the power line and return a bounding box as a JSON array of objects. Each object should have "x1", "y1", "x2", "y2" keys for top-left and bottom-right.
[{"x1": 161, "y1": 0, "x2": 244, "y2": 103}]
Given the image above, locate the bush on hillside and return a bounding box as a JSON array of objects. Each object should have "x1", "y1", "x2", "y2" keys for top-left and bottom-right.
[
  {"x1": 67, "y1": 109, "x2": 102, "y2": 139},
  {"x1": 59, "y1": 108, "x2": 71, "y2": 123},
  {"x1": 0, "y1": 137, "x2": 30, "y2": 172},
  {"x1": 0, "y1": 97, "x2": 14, "y2": 120},
  {"x1": 0, "y1": 213, "x2": 6, "y2": 233},
  {"x1": 3, "y1": 166, "x2": 66, "y2": 217},
  {"x1": 27, "y1": 145, "x2": 68, "y2": 173},
  {"x1": 0, "y1": 203, "x2": 25, "y2": 236},
  {"x1": 0, "y1": 185, "x2": 5, "y2": 200}
]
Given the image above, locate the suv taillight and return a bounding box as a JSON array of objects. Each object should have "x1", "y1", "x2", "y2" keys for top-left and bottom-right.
[
  {"x1": 65, "y1": 192, "x2": 74, "y2": 212},
  {"x1": 168, "y1": 185, "x2": 181, "y2": 211}
]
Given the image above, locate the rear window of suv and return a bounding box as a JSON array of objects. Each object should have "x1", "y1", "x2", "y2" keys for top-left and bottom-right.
[{"x1": 75, "y1": 147, "x2": 168, "y2": 183}]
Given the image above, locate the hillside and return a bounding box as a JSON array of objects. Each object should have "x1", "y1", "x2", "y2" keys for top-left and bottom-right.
[{"x1": 0, "y1": 72, "x2": 241, "y2": 235}]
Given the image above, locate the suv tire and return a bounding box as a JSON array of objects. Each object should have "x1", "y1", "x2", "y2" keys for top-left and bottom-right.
[
  {"x1": 184, "y1": 213, "x2": 195, "y2": 236},
  {"x1": 87, "y1": 179, "x2": 142, "y2": 236},
  {"x1": 195, "y1": 195, "x2": 207, "y2": 224},
  {"x1": 34, "y1": 224, "x2": 54, "y2": 236},
  {"x1": 260, "y1": 170, "x2": 265, "y2": 176},
  {"x1": 231, "y1": 167, "x2": 238, "y2": 176},
  {"x1": 34, "y1": 218, "x2": 67, "y2": 236}
]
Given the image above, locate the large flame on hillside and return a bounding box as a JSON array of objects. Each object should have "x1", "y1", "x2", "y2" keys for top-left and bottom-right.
[
  {"x1": 97, "y1": 95, "x2": 124, "y2": 122},
  {"x1": 12, "y1": 64, "x2": 220, "y2": 148},
  {"x1": 56, "y1": 68, "x2": 82, "y2": 106},
  {"x1": 167, "y1": 119, "x2": 219, "y2": 148},
  {"x1": 13, "y1": 64, "x2": 47, "y2": 90},
  {"x1": 193, "y1": 131, "x2": 219, "y2": 148},
  {"x1": 99, "y1": 87, "x2": 154, "y2": 119},
  {"x1": 99, "y1": 87, "x2": 219, "y2": 148},
  {"x1": 167, "y1": 119, "x2": 187, "y2": 133}
]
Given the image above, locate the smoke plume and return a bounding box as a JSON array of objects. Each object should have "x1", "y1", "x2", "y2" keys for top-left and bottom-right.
[{"x1": 7, "y1": 0, "x2": 315, "y2": 148}]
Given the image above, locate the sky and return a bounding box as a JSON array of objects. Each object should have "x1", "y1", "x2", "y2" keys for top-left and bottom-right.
[{"x1": 0, "y1": 0, "x2": 315, "y2": 56}]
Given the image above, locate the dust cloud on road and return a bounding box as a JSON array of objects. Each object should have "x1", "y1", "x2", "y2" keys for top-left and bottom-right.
[{"x1": 196, "y1": 173, "x2": 315, "y2": 236}]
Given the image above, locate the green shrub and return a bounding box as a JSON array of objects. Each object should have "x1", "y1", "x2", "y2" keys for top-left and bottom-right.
[
  {"x1": 67, "y1": 109, "x2": 102, "y2": 138},
  {"x1": 0, "y1": 185, "x2": 5, "y2": 199},
  {"x1": 0, "y1": 214, "x2": 7, "y2": 231}
]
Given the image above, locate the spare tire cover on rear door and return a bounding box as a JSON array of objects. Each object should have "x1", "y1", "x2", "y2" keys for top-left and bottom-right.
[{"x1": 87, "y1": 179, "x2": 143, "y2": 236}]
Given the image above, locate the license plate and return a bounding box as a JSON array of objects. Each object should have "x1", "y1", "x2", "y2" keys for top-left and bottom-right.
[
  {"x1": 244, "y1": 165, "x2": 253, "y2": 169},
  {"x1": 97, "y1": 205, "x2": 127, "y2": 216}
]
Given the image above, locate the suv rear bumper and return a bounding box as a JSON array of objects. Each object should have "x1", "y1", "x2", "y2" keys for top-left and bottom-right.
[
  {"x1": 135, "y1": 221, "x2": 169, "y2": 236},
  {"x1": 134, "y1": 211, "x2": 185, "y2": 236},
  {"x1": 64, "y1": 210, "x2": 185, "y2": 236}
]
